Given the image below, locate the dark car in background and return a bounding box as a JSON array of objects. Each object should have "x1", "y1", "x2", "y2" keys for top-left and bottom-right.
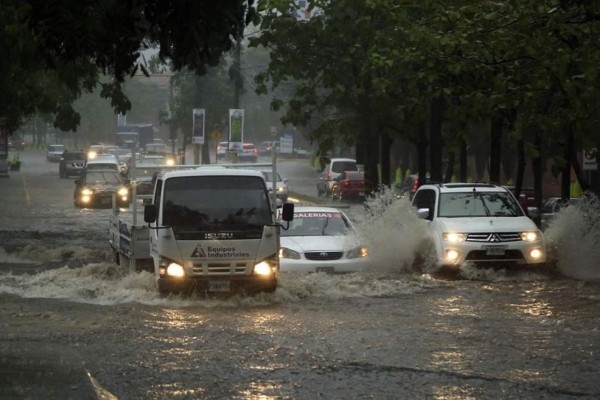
[
  {"x1": 237, "y1": 143, "x2": 258, "y2": 163},
  {"x1": 46, "y1": 144, "x2": 66, "y2": 162},
  {"x1": 331, "y1": 171, "x2": 365, "y2": 201},
  {"x1": 541, "y1": 197, "x2": 580, "y2": 230},
  {"x1": 395, "y1": 174, "x2": 430, "y2": 200},
  {"x1": 74, "y1": 169, "x2": 130, "y2": 209},
  {"x1": 59, "y1": 151, "x2": 86, "y2": 178}
]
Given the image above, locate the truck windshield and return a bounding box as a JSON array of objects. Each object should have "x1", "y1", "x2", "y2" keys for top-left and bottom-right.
[
  {"x1": 438, "y1": 191, "x2": 523, "y2": 217},
  {"x1": 162, "y1": 176, "x2": 272, "y2": 229}
]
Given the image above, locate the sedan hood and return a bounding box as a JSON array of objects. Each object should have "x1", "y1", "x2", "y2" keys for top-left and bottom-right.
[
  {"x1": 437, "y1": 216, "x2": 538, "y2": 232},
  {"x1": 282, "y1": 235, "x2": 359, "y2": 252}
]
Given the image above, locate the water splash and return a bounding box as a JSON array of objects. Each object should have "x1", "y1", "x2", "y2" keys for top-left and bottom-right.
[
  {"x1": 544, "y1": 195, "x2": 600, "y2": 281},
  {"x1": 352, "y1": 187, "x2": 431, "y2": 274}
]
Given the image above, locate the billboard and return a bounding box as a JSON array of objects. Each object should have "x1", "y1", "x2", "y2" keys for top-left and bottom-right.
[
  {"x1": 280, "y1": 129, "x2": 294, "y2": 154},
  {"x1": 228, "y1": 109, "x2": 244, "y2": 151},
  {"x1": 192, "y1": 109, "x2": 205, "y2": 145}
]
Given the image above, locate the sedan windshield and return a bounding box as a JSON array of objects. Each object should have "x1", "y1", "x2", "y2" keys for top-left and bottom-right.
[
  {"x1": 281, "y1": 211, "x2": 350, "y2": 237},
  {"x1": 438, "y1": 191, "x2": 523, "y2": 217},
  {"x1": 163, "y1": 176, "x2": 272, "y2": 228}
]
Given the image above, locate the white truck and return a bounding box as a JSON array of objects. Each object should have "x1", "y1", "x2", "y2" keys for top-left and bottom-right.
[{"x1": 109, "y1": 163, "x2": 294, "y2": 295}]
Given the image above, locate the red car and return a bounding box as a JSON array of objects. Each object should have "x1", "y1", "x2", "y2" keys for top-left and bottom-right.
[{"x1": 331, "y1": 171, "x2": 365, "y2": 201}]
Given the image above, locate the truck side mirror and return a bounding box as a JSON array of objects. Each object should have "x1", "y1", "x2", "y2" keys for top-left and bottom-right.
[
  {"x1": 281, "y1": 203, "x2": 294, "y2": 221},
  {"x1": 144, "y1": 204, "x2": 157, "y2": 223}
]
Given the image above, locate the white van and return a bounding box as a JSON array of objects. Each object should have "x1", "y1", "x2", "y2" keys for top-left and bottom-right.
[
  {"x1": 143, "y1": 168, "x2": 294, "y2": 294},
  {"x1": 317, "y1": 158, "x2": 357, "y2": 197}
]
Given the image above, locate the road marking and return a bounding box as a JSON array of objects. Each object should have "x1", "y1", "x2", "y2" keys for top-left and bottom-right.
[{"x1": 21, "y1": 174, "x2": 31, "y2": 206}]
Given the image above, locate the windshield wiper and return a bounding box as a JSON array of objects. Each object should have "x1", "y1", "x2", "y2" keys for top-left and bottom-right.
[{"x1": 322, "y1": 217, "x2": 330, "y2": 235}]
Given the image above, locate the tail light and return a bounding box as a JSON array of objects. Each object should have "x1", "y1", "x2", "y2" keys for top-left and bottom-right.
[
  {"x1": 343, "y1": 180, "x2": 351, "y2": 188},
  {"x1": 412, "y1": 179, "x2": 419, "y2": 192}
]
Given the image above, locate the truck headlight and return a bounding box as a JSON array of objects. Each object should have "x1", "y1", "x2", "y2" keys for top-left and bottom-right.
[
  {"x1": 442, "y1": 232, "x2": 467, "y2": 243},
  {"x1": 347, "y1": 246, "x2": 368, "y2": 259},
  {"x1": 117, "y1": 187, "x2": 128, "y2": 196},
  {"x1": 253, "y1": 261, "x2": 274, "y2": 276},
  {"x1": 166, "y1": 262, "x2": 185, "y2": 277},
  {"x1": 520, "y1": 231, "x2": 541, "y2": 242},
  {"x1": 81, "y1": 188, "x2": 94, "y2": 195}
]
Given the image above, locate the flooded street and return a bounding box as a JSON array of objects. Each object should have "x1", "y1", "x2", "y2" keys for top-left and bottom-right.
[{"x1": 1, "y1": 150, "x2": 599, "y2": 399}]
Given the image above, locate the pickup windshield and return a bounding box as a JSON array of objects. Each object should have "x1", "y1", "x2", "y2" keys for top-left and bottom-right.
[
  {"x1": 438, "y1": 191, "x2": 523, "y2": 217},
  {"x1": 162, "y1": 176, "x2": 272, "y2": 229}
]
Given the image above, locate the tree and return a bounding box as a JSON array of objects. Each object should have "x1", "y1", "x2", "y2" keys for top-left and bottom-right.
[{"x1": 0, "y1": 0, "x2": 256, "y2": 135}]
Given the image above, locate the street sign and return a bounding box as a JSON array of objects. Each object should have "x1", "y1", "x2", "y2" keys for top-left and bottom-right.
[
  {"x1": 228, "y1": 109, "x2": 244, "y2": 151},
  {"x1": 279, "y1": 130, "x2": 294, "y2": 154},
  {"x1": 192, "y1": 109, "x2": 205, "y2": 145},
  {"x1": 583, "y1": 148, "x2": 598, "y2": 171}
]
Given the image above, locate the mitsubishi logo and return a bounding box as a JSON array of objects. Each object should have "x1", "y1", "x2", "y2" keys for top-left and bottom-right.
[
  {"x1": 320, "y1": 252, "x2": 328, "y2": 257},
  {"x1": 489, "y1": 219, "x2": 494, "y2": 226},
  {"x1": 489, "y1": 234, "x2": 501, "y2": 242}
]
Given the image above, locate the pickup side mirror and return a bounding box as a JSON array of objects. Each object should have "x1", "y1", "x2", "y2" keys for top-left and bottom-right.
[
  {"x1": 416, "y1": 208, "x2": 430, "y2": 219},
  {"x1": 144, "y1": 204, "x2": 157, "y2": 223},
  {"x1": 527, "y1": 206, "x2": 540, "y2": 219},
  {"x1": 281, "y1": 203, "x2": 294, "y2": 221}
]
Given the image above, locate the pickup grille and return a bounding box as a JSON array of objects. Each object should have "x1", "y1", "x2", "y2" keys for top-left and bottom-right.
[
  {"x1": 192, "y1": 262, "x2": 248, "y2": 276},
  {"x1": 466, "y1": 232, "x2": 521, "y2": 242},
  {"x1": 304, "y1": 251, "x2": 343, "y2": 261},
  {"x1": 465, "y1": 250, "x2": 524, "y2": 261}
]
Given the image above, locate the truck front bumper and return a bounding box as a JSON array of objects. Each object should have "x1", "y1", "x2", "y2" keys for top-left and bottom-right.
[{"x1": 158, "y1": 275, "x2": 277, "y2": 295}]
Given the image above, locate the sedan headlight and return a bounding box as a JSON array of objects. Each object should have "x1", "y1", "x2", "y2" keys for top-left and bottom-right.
[
  {"x1": 520, "y1": 231, "x2": 541, "y2": 242},
  {"x1": 442, "y1": 232, "x2": 467, "y2": 243},
  {"x1": 81, "y1": 188, "x2": 94, "y2": 195},
  {"x1": 279, "y1": 247, "x2": 301, "y2": 260},
  {"x1": 347, "y1": 246, "x2": 368, "y2": 259},
  {"x1": 117, "y1": 187, "x2": 129, "y2": 196}
]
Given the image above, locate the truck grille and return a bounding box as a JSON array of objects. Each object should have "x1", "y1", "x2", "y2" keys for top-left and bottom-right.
[
  {"x1": 304, "y1": 252, "x2": 343, "y2": 261},
  {"x1": 192, "y1": 262, "x2": 248, "y2": 276},
  {"x1": 466, "y1": 232, "x2": 521, "y2": 242}
]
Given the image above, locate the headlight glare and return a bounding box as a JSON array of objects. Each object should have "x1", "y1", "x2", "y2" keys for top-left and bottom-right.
[
  {"x1": 279, "y1": 247, "x2": 301, "y2": 260},
  {"x1": 445, "y1": 249, "x2": 461, "y2": 262},
  {"x1": 530, "y1": 248, "x2": 543, "y2": 259},
  {"x1": 166, "y1": 262, "x2": 185, "y2": 277},
  {"x1": 443, "y1": 232, "x2": 467, "y2": 243},
  {"x1": 254, "y1": 261, "x2": 273, "y2": 276},
  {"x1": 520, "y1": 231, "x2": 541, "y2": 242},
  {"x1": 81, "y1": 188, "x2": 93, "y2": 195},
  {"x1": 117, "y1": 187, "x2": 128, "y2": 196}
]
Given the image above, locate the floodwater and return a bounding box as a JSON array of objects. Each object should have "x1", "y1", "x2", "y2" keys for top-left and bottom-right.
[{"x1": 0, "y1": 150, "x2": 599, "y2": 399}]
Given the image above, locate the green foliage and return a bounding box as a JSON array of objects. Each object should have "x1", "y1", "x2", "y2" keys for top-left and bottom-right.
[{"x1": 0, "y1": 0, "x2": 256, "y2": 134}]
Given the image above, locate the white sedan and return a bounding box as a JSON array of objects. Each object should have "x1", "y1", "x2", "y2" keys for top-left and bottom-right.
[{"x1": 279, "y1": 206, "x2": 368, "y2": 273}]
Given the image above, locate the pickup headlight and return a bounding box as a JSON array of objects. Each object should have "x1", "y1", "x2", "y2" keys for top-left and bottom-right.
[
  {"x1": 81, "y1": 188, "x2": 94, "y2": 195},
  {"x1": 279, "y1": 247, "x2": 301, "y2": 260},
  {"x1": 520, "y1": 231, "x2": 541, "y2": 242},
  {"x1": 117, "y1": 187, "x2": 128, "y2": 196},
  {"x1": 442, "y1": 232, "x2": 467, "y2": 243},
  {"x1": 347, "y1": 246, "x2": 368, "y2": 259}
]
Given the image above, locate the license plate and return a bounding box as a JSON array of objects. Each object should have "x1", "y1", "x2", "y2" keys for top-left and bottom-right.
[
  {"x1": 316, "y1": 267, "x2": 334, "y2": 273},
  {"x1": 484, "y1": 246, "x2": 506, "y2": 256},
  {"x1": 209, "y1": 280, "x2": 230, "y2": 292}
]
